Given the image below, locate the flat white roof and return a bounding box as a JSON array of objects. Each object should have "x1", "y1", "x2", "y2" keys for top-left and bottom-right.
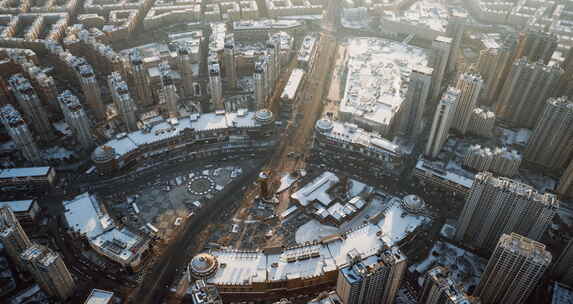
[
  {"x1": 375, "y1": 200, "x2": 428, "y2": 245},
  {"x1": 0, "y1": 200, "x2": 35, "y2": 212},
  {"x1": 102, "y1": 111, "x2": 260, "y2": 157},
  {"x1": 415, "y1": 159, "x2": 474, "y2": 189},
  {"x1": 64, "y1": 193, "x2": 113, "y2": 239},
  {"x1": 0, "y1": 167, "x2": 51, "y2": 178},
  {"x1": 84, "y1": 289, "x2": 113, "y2": 304},
  {"x1": 322, "y1": 121, "x2": 400, "y2": 155},
  {"x1": 207, "y1": 223, "x2": 385, "y2": 285},
  {"x1": 291, "y1": 172, "x2": 339, "y2": 207},
  {"x1": 281, "y1": 69, "x2": 304, "y2": 100}
]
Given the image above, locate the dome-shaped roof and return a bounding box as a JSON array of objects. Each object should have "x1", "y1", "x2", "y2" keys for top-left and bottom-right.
[
  {"x1": 189, "y1": 253, "x2": 218, "y2": 278},
  {"x1": 255, "y1": 109, "x2": 273, "y2": 124},
  {"x1": 315, "y1": 119, "x2": 333, "y2": 133},
  {"x1": 92, "y1": 145, "x2": 115, "y2": 163},
  {"x1": 402, "y1": 195, "x2": 424, "y2": 211}
]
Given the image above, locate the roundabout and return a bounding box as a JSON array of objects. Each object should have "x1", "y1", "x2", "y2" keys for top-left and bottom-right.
[{"x1": 186, "y1": 175, "x2": 216, "y2": 196}]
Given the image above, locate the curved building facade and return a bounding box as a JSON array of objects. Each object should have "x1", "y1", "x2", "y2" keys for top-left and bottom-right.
[{"x1": 92, "y1": 110, "x2": 276, "y2": 175}]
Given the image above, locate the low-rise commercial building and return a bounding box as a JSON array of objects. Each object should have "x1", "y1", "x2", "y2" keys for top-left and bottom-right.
[
  {"x1": 0, "y1": 199, "x2": 40, "y2": 224},
  {"x1": 0, "y1": 167, "x2": 56, "y2": 193},
  {"x1": 92, "y1": 109, "x2": 277, "y2": 175},
  {"x1": 187, "y1": 223, "x2": 402, "y2": 302},
  {"x1": 279, "y1": 68, "x2": 304, "y2": 119},
  {"x1": 413, "y1": 159, "x2": 474, "y2": 196},
  {"x1": 312, "y1": 119, "x2": 403, "y2": 178},
  {"x1": 63, "y1": 192, "x2": 150, "y2": 271}
]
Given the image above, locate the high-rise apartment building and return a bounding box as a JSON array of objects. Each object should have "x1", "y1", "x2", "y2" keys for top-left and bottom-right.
[
  {"x1": 478, "y1": 34, "x2": 518, "y2": 106},
  {"x1": 264, "y1": 54, "x2": 275, "y2": 98},
  {"x1": 58, "y1": 90, "x2": 94, "y2": 150},
  {"x1": 254, "y1": 61, "x2": 267, "y2": 110},
  {"x1": 467, "y1": 107, "x2": 495, "y2": 137},
  {"x1": 399, "y1": 66, "x2": 433, "y2": 137},
  {"x1": 223, "y1": 35, "x2": 238, "y2": 89},
  {"x1": 430, "y1": 36, "x2": 453, "y2": 103},
  {"x1": 560, "y1": 46, "x2": 573, "y2": 96},
  {"x1": 108, "y1": 72, "x2": 138, "y2": 132},
  {"x1": 451, "y1": 72, "x2": 483, "y2": 134},
  {"x1": 475, "y1": 233, "x2": 551, "y2": 304},
  {"x1": 496, "y1": 58, "x2": 563, "y2": 128},
  {"x1": 558, "y1": 161, "x2": 573, "y2": 199},
  {"x1": 78, "y1": 64, "x2": 106, "y2": 121},
  {"x1": 8, "y1": 74, "x2": 55, "y2": 140},
  {"x1": 208, "y1": 63, "x2": 223, "y2": 111},
  {"x1": 267, "y1": 38, "x2": 280, "y2": 92},
  {"x1": 445, "y1": 11, "x2": 467, "y2": 74},
  {"x1": 516, "y1": 30, "x2": 558, "y2": 65},
  {"x1": 0, "y1": 104, "x2": 42, "y2": 162},
  {"x1": 336, "y1": 247, "x2": 406, "y2": 304},
  {"x1": 159, "y1": 64, "x2": 179, "y2": 117},
  {"x1": 455, "y1": 172, "x2": 558, "y2": 251},
  {"x1": 553, "y1": 238, "x2": 573, "y2": 287},
  {"x1": 463, "y1": 145, "x2": 521, "y2": 177},
  {"x1": 128, "y1": 49, "x2": 154, "y2": 107},
  {"x1": 425, "y1": 87, "x2": 460, "y2": 158},
  {"x1": 177, "y1": 46, "x2": 194, "y2": 97},
  {"x1": 419, "y1": 266, "x2": 478, "y2": 304},
  {"x1": 20, "y1": 244, "x2": 76, "y2": 300},
  {"x1": 525, "y1": 96, "x2": 573, "y2": 172},
  {"x1": 0, "y1": 206, "x2": 32, "y2": 267}
]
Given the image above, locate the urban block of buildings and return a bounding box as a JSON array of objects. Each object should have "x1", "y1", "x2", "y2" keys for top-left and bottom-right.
[
  {"x1": 339, "y1": 37, "x2": 429, "y2": 136},
  {"x1": 63, "y1": 192, "x2": 151, "y2": 271}
]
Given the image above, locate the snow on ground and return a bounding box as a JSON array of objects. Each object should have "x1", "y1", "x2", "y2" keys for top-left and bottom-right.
[
  {"x1": 517, "y1": 170, "x2": 557, "y2": 193},
  {"x1": 376, "y1": 202, "x2": 428, "y2": 246},
  {"x1": 411, "y1": 241, "x2": 485, "y2": 292},
  {"x1": 295, "y1": 219, "x2": 339, "y2": 243},
  {"x1": 558, "y1": 202, "x2": 573, "y2": 228},
  {"x1": 277, "y1": 173, "x2": 299, "y2": 193},
  {"x1": 498, "y1": 127, "x2": 531, "y2": 146},
  {"x1": 42, "y1": 146, "x2": 74, "y2": 160},
  {"x1": 53, "y1": 121, "x2": 73, "y2": 136},
  {"x1": 348, "y1": 180, "x2": 367, "y2": 197}
]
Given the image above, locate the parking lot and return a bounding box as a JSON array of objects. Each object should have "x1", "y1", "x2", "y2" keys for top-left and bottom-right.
[{"x1": 108, "y1": 165, "x2": 248, "y2": 241}]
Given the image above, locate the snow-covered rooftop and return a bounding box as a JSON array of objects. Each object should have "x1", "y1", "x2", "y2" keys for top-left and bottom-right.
[
  {"x1": 298, "y1": 35, "x2": 317, "y2": 63},
  {"x1": 101, "y1": 111, "x2": 261, "y2": 157},
  {"x1": 319, "y1": 121, "x2": 401, "y2": 155},
  {"x1": 233, "y1": 19, "x2": 302, "y2": 31},
  {"x1": 281, "y1": 68, "x2": 304, "y2": 101},
  {"x1": 290, "y1": 172, "x2": 339, "y2": 207},
  {"x1": 375, "y1": 199, "x2": 428, "y2": 246},
  {"x1": 383, "y1": 0, "x2": 450, "y2": 33},
  {"x1": 415, "y1": 159, "x2": 474, "y2": 189},
  {"x1": 84, "y1": 289, "x2": 114, "y2": 304},
  {"x1": 63, "y1": 193, "x2": 147, "y2": 263},
  {"x1": 0, "y1": 167, "x2": 51, "y2": 179},
  {"x1": 339, "y1": 37, "x2": 429, "y2": 133},
  {"x1": 0, "y1": 200, "x2": 35, "y2": 212},
  {"x1": 206, "y1": 223, "x2": 386, "y2": 286}
]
